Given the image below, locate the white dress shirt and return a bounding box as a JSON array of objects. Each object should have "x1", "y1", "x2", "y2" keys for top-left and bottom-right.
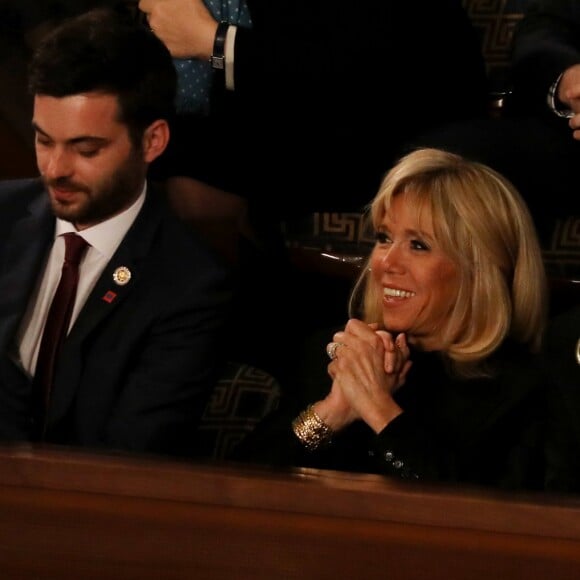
[{"x1": 17, "y1": 184, "x2": 146, "y2": 377}]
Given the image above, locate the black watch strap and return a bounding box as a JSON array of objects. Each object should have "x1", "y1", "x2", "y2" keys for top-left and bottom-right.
[{"x1": 210, "y1": 21, "x2": 229, "y2": 71}]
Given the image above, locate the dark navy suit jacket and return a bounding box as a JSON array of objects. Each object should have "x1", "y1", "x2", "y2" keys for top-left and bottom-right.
[{"x1": 0, "y1": 178, "x2": 232, "y2": 457}]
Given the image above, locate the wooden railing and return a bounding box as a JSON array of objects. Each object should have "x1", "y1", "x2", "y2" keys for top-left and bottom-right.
[{"x1": 1, "y1": 445, "x2": 580, "y2": 579}]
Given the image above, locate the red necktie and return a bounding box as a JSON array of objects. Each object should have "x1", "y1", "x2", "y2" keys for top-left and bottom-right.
[{"x1": 33, "y1": 233, "x2": 89, "y2": 433}]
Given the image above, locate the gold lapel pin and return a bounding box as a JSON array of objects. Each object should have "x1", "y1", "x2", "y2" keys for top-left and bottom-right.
[{"x1": 112, "y1": 266, "x2": 132, "y2": 286}]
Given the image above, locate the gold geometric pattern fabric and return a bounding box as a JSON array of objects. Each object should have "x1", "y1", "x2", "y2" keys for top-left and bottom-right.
[
  {"x1": 544, "y1": 217, "x2": 580, "y2": 276},
  {"x1": 196, "y1": 362, "x2": 282, "y2": 460},
  {"x1": 283, "y1": 212, "x2": 580, "y2": 280},
  {"x1": 462, "y1": 0, "x2": 525, "y2": 83},
  {"x1": 314, "y1": 212, "x2": 374, "y2": 245}
]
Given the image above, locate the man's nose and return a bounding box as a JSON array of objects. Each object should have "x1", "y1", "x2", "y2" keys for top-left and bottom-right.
[{"x1": 43, "y1": 148, "x2": 73, "y2": 180}]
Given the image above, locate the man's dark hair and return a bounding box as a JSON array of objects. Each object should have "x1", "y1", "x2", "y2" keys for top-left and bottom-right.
[{"x1": 27, "y1": 5, "x2": 177, "y2": 147}]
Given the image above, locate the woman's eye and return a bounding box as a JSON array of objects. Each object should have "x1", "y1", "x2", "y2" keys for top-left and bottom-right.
[
  {"x1": 411, "y1": 239, "x2": 429, "y2": 251},
  {"x1": 375, "y1": 231, "x2": 390, "y2": 244}
]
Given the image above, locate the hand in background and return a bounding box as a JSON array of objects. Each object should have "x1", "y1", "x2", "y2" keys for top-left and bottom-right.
[
  {"x1": 557, "y1": 63, "x2": 580, "y2": 140},
  {"x1": 138, "y1": 0, "x2": 217, "y2": 59}
]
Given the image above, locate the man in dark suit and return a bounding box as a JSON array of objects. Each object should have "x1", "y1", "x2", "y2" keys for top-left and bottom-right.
[
  {"x1": 0, "y1": 6, "x2": 232, "y2": 457},
  {"x1": 504, "y1": 0, "x2": 580, "y2": 216},
  {"x1": 491, "y1": 1, "x2": 580, "y2": 493}
]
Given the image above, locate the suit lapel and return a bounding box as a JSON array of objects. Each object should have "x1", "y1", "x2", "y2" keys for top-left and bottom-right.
[
  {"x1": 0, "y1": 190, "x2": 54, "y2": 351},
  {"x1": 48, "y1": 190, "x2": 165, "y2": 424}
]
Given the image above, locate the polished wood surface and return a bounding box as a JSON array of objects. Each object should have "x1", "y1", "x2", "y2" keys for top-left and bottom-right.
[{"x1": 0, "y1": 445, "x2": 580, "y2": 579}]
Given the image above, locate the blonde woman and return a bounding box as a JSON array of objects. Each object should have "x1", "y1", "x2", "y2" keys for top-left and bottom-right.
[{"x1": 234, "y1": 148, "x2": 549, "y2": 491}]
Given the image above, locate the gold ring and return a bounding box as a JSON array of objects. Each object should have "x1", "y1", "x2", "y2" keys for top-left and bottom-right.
[{"x1": 326, "y1": 342, "x2": 344, "y2": 360}]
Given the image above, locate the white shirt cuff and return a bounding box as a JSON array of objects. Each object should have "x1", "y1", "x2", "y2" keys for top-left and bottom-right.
[{"x1": 225, "y1": 25, "x2": 237, "y2": 91}]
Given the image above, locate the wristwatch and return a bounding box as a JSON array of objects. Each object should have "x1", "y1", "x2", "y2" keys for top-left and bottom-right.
[{"x1": 210, "y1": 21, "x2": 229, "y2": 71}]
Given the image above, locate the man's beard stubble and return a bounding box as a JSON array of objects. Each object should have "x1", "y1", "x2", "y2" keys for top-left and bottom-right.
[{"x1": 44, "y1": 149, "x2": 145, "y2": 227}]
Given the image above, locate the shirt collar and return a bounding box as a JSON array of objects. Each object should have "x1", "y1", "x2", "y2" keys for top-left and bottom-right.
[{"x1": 54, "y1": 182, "x2": 147, "y2": 260}]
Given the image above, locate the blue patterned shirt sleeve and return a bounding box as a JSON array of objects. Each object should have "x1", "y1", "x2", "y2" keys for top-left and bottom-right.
[{"x1": 173, "y1": 0, "x2": 252, "y2": 115}]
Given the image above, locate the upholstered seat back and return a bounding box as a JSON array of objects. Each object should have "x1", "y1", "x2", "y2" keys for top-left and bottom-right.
[
  {"x1": 462, "y1": 0, "x2": 528, "y2": 93},
  {"x1": 197, "y1": 361, "x2": 282, "y2": 460}
]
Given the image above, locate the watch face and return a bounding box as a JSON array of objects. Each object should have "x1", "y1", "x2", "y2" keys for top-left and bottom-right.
[{"x1": 210, "y1": 56, "x2": 225, "y2": 70}]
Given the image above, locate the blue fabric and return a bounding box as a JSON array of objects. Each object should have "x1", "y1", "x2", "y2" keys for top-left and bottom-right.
[{"x1": 173, "y1": 0, "x2": 252, "y2": 115}]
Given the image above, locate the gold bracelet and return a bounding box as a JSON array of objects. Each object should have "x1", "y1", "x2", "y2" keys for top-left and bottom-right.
[{"x1": 292, "y1": 405, "x2": 334, "y2": 451}]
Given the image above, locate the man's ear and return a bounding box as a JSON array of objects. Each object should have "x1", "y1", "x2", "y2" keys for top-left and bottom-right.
[{"x1": 142, "y1": 119, "x2": 170, "y2": 163}]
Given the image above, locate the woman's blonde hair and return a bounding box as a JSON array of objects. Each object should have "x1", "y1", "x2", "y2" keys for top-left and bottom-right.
[{"x1": 349, "y1": 148, "x2": 548, "y2": 375}]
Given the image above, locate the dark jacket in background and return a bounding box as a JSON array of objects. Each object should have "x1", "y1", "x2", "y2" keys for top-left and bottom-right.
[
  {"x1": 511, "y1": 0, "x2": 580, "y2": 115},
  {"x1": 156, "y1": 0, "x2": 489, "y2": 218}
]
